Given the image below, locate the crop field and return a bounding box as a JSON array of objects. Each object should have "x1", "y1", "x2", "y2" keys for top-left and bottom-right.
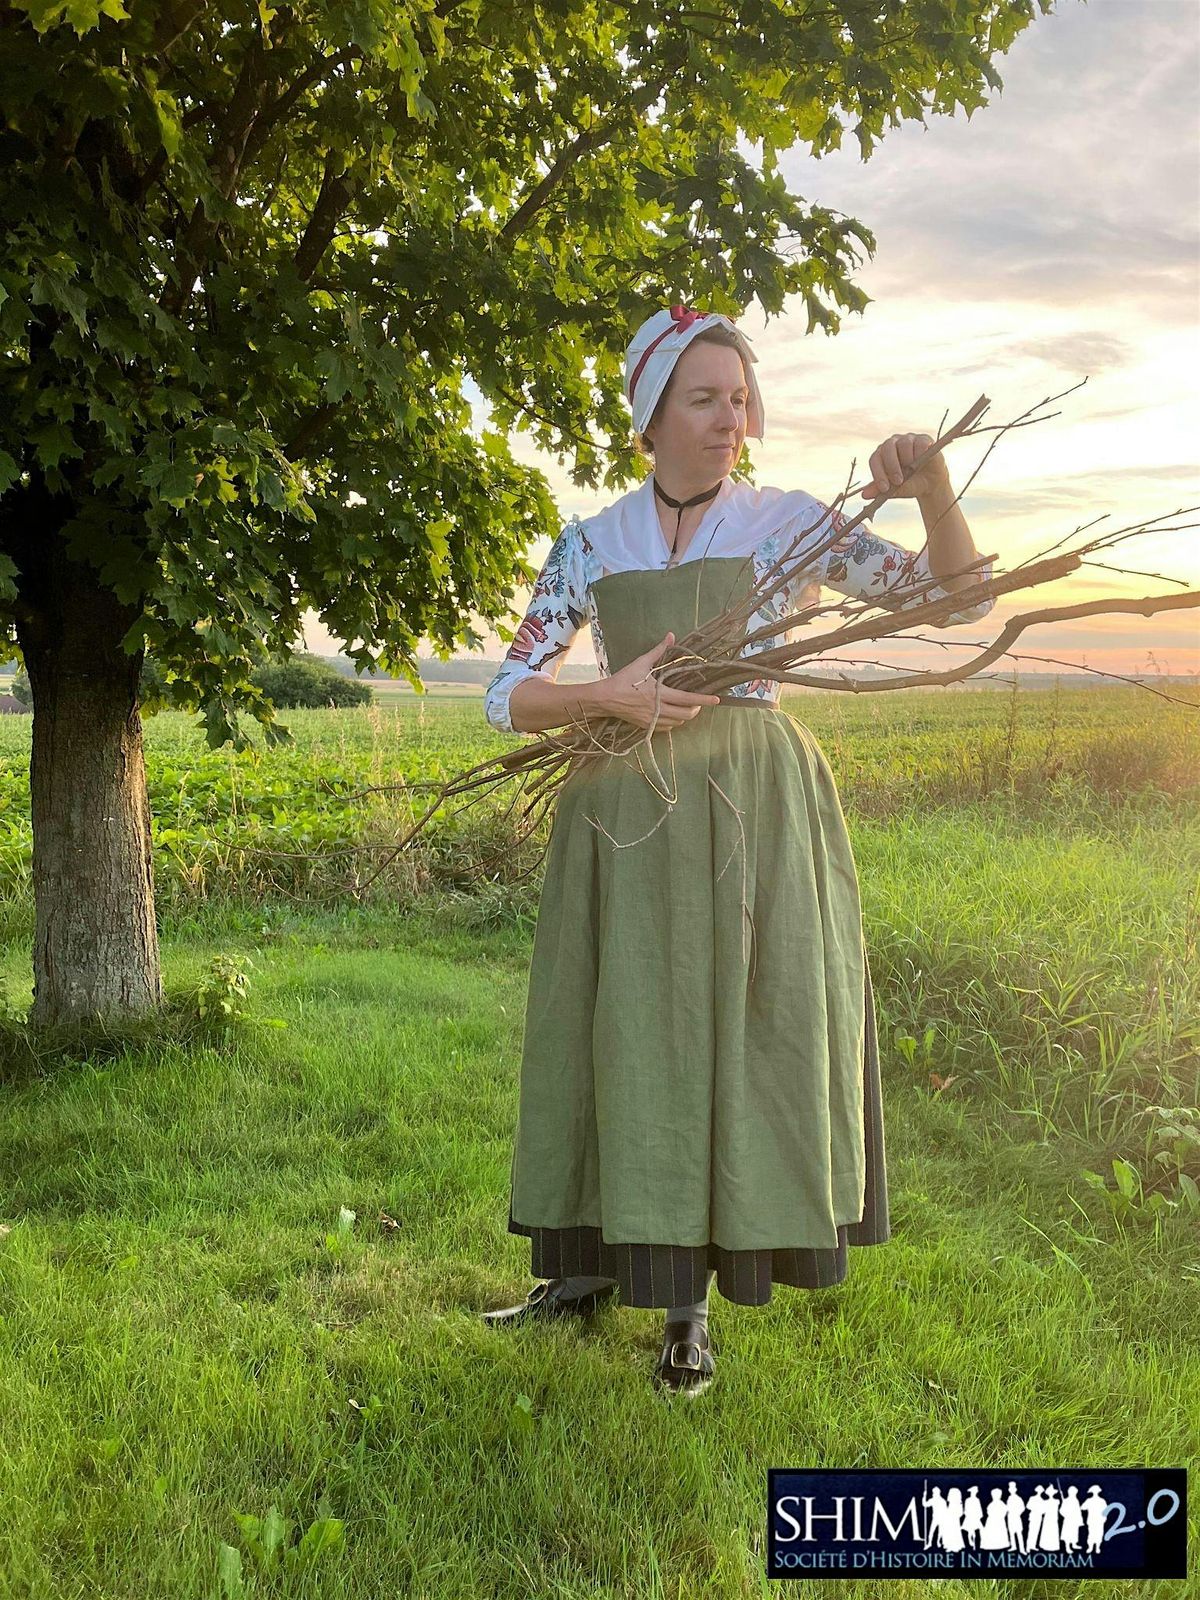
[
  {"x1": 0, "y1": 682, "x2": 1197, "y2": 1598},
  {"x1": 1, "y1": 678, "x2": 1197, "y2": 917}
]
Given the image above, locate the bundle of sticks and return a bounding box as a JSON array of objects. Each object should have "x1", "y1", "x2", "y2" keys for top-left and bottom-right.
[{"x1": 258, "y1": 382, "x2": 1200, "y2": 898}]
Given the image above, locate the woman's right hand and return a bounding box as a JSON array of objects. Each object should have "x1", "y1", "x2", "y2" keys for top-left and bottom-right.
[{"x1": 597, "y1": 631, "x2": 722, "y2": 730}]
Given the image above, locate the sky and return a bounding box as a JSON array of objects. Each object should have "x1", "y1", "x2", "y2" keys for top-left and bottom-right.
[{"x1": 304, "y1": 0, "x2": 1200, "y2": 680}]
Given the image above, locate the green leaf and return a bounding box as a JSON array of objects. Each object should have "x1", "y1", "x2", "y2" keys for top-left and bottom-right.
[
  {"x1": 31, "y1": 271, "x2": 90, "y2": 334},
  {"x1": 315, "y1": 348, "x2": 356, "y2": 402},
  {"x1": 217, "y1": 1542, "x2": 244, "y2": 1599},
  {"x1": 294, "y1": 1516, "x2": 345, "y2": 1563},
  {"x1": 156, "y1": 461, "x2": 201, "y2": 507},
  {"x1": 30, "y1": 422, "x2": 82, "y2": 472},
  {"x1": 405, "y1": 88, "x2": 438, "y2": 124},
  {"x1": 425, "y1": 517, "x2": 452, "y2": 580},
  {"x1": 258, "y1": 1505, "x2": 290, "y2": 1570},
  {"x1": 1112, "y1": 1158, "x2": 1140, "y2": 1200},
  {"x1": 150, "y1": 87, "x2": 183, "y2": 160}
]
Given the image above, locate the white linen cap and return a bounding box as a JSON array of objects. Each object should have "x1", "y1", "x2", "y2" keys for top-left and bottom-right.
[{"x1": 623, "y1": 304, "x2": 765, "y2": 441}]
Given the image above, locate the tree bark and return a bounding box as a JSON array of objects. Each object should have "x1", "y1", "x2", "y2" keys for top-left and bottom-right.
[{"x1": 13, "y1": 533, "x2": 162, "y2": 1028}]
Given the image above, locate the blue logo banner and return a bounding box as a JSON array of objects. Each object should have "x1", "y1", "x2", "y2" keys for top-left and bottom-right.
[{"x1": 767, "y1": 1469, "x2": 1187, "y2": 1580}]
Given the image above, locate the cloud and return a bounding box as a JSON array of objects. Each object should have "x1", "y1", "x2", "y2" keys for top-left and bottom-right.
[
  {"x1": 776, "y1": 0, "x2": 1200, "y2": 317},
  {"x1": 957, "y1": 461, "x2": 1200, "y2": 518},
  {"x1": 968, "y1": 331, "x2": 1133, "y2": 377}
]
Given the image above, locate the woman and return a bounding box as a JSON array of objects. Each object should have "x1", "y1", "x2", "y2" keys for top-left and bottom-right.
[{"x1": 480, "y1": 305, "x2": 995, "y2": 1396}]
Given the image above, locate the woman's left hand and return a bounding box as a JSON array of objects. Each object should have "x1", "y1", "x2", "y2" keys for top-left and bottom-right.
[{"x1": 860, "y1": 433, "x2": 951, "y2": 499}]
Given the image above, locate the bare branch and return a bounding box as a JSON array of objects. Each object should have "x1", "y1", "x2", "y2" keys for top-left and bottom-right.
[
  {"x1": 284, "y1": 402, "x2": 343, "y2": 462},
  {"x1": 243, "y1": 45, "x2": 360, "y2": 167},
  {"x1": 294, "y1": 149, "x2": 357, "y2": 282},
  {"x1": 231, "y1": 380, "x2": 1200, "y2": 898},
  {"x1": 151, "y1": 0, "x2": 211, "y2": 58},
  {"x1": 868, "y1": 639, "x2": 1200, "y2": 709},
  {"x1": 499, "y1": 53, "x2": 685, "y2": 242},
  {"x1": 159, "y1": 35, "x2": 282, "y2": 319}
]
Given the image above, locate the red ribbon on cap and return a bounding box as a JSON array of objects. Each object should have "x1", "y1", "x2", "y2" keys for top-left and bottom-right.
[{"x1": 628, "y1": 304, "x2": 709, "y2": 406}]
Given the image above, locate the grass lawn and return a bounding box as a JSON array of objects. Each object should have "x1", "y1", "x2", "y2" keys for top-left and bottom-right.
[{"x1": 0, "y1": 692, "x2": 1197, "y2": 1597}]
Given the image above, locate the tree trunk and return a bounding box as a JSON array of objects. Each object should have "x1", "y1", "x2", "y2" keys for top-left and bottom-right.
[{"x1": 15, "y1": 534, "x2": 162, "y2": 1028}]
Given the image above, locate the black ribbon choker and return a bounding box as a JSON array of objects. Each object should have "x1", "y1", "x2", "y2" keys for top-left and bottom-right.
[{"x1": 653, "y1": 476, "x2": 723, "y2": 562}]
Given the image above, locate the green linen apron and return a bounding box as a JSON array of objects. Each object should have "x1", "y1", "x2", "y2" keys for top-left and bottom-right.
[{"x1": 506, "y1": 557, "x2": 890, "y2": 1306}]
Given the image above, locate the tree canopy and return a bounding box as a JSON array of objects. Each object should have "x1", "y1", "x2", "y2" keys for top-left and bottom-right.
[{"x1": 0, "y1": 0, "x2": 1053, "y2": 746}]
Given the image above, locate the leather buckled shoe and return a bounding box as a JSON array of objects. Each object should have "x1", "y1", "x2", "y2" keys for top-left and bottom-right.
[
  {"x1": 481, "y1": 1278, "x2": 618, "y2": 1327},
  {"x1": 652, "y1": 1317, "x2": 715, "y2": 1396}
]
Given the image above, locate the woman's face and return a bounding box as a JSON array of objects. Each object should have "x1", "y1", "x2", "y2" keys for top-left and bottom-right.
[{"x1": 644, "y1": 340, "x2": 749, "y2": 481}]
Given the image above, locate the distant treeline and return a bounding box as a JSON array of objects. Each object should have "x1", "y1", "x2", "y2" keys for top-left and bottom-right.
[
  {"x1": 329, "y1": 655, "x2": 600, "y2": 686},
  {"x1": 2, "y1": 656, "x2": 1192, "y2": 693},
  {"x1": 326, "y1": 657, "x2": 1196, "y2": 693}
]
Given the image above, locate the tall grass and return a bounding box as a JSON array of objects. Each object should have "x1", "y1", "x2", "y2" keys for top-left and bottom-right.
[{"x1": 0, "y1": 683, "x2": 1195, "y2": 920}]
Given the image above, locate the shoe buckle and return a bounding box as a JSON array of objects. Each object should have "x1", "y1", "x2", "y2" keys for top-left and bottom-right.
[
  {"x1": 670, "y1": 1339, "x2": 703, "y2": 1371},
  {"x1": 526, "y1": 1281, "x2": 550, "y2": 1306}
]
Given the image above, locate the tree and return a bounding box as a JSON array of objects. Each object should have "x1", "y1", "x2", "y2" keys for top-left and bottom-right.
[
  {"x1": 9, "y1": 664, "x2": 32, "y2": 706},
  {"x1": 252, "y1": 650, "x2": 374, "y2": 708},
  {"x1": 0, "y1": 0, "x2": 1056, "y2": 1025}
]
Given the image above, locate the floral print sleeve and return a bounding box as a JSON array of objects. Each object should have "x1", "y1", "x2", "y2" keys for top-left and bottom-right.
[
  {"x1": 484, "y1": 518, "x2": 590, "y2": 733},
  {"x1": 785, "y1": 497, "x2": 996, "y2": 628}
]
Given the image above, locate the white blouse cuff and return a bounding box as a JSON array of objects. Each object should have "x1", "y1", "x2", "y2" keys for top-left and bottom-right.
[
  {"x1": 484, "y1": 662, "x2": 538, "y2": 734},
  {"x1": 922, "y1": 558, "x2": 996, "y2": 626}
]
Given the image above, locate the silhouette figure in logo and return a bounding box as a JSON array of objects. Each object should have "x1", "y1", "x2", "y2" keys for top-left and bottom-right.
[
  {"x1": 1004, "y1": 1482, "x2": 1027, "y2": 1553},
  {"x1": 1037, "y1": 1484, "x2": 1063, "y2": 1550},
  {"x1": 962, "y1": 1486, "x2": 984, "y2": 1549},
  {"x1": 1060, "y1": 1486, "x2": 1084, "y2": 1552},
  {"x1": 980, "y1": 1488, "x2": 1010, "y2": 1549},
  {"x1": 1025, "y1": 1485, "x2": 1046, "y2": 1550},
  {"x1": 1083, "y1": 1486, "x2": 1109, "y2": 1554},
  {"x1": 944, "y1": 1487, "x2": 966, "y2": 1553}
]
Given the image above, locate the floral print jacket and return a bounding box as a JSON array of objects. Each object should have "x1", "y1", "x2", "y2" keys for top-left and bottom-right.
[{"x1": 484, "y1": 489, "x2": 995, "y2": 734}]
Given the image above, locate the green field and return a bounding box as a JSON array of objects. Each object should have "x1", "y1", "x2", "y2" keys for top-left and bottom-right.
[{"x1": 1, "y1": 685, "x2": 1197, "y2": 1598}]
